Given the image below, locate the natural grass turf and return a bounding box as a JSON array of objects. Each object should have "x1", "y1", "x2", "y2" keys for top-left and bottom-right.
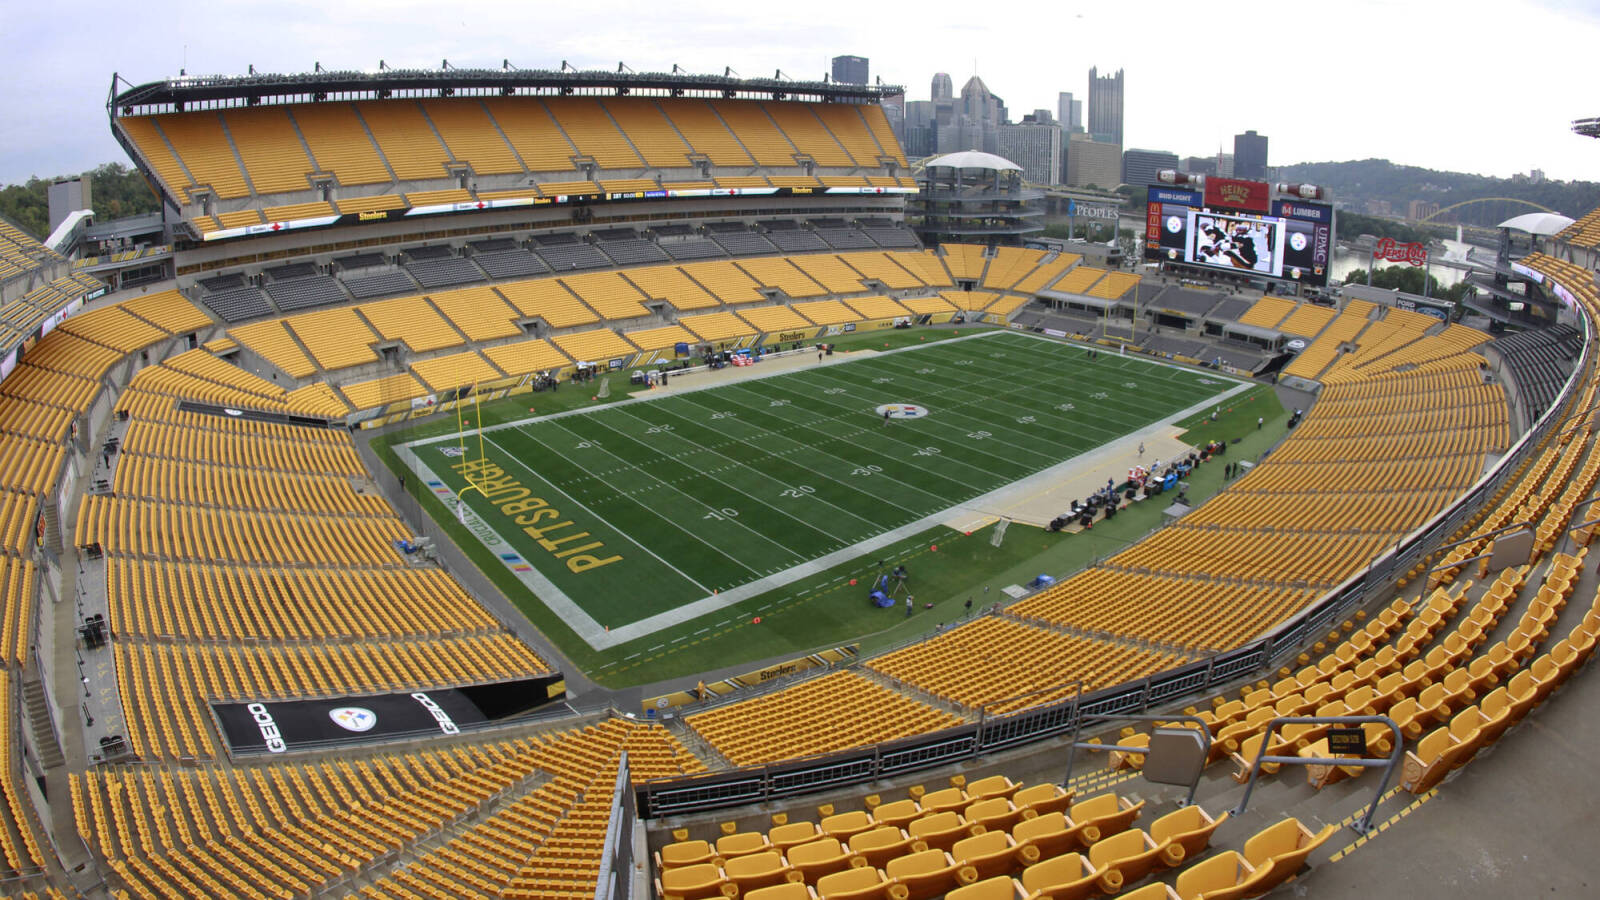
[
  {"x1": 400, "y1": 331, "x2": 1239, "y2": 621},
  {"x1": 372, "y1": 329, "x2": 1287, "y2": 687}
]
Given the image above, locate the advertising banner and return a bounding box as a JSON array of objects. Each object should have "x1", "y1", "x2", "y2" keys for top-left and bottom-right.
[
  {"x1": 214, "y1": 674, "x2": 566, "y2": 754},
  {"x1": 1372, "y1": 238, "x2": 1428, "y2": 267},
  {"x1": 1203, "y1": 177, "x2": 1271, "y2": 213},
  {"x1": 1067, "y1": 200, "x2": 1121, "y2": 220}
]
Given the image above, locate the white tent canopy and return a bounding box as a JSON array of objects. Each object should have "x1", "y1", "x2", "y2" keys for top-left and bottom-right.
[
  {"x1": 923, "y1": 150, "x2": 1022, "y2": 171},
  {"x1": 1498, "y1": 212, "x2": 1574, "y2": 236}
]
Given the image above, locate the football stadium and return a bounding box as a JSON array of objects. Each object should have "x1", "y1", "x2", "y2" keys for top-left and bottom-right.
[{"x1": 0, "y1": 55, "x2": 1594, "y2": 900}]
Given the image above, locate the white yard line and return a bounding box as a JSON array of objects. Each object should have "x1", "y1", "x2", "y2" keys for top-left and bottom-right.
[
  {"x1": 710, "y1": 379, "x2": 1008, "y2": 485},
  {"x1": 656, "y1": 392, "x2": 940, "y2": 517},
  {"x1": 494, "y1": 427, "x2": 754, "y2": 586},
  {"x1": 585, "y1": 407, "x2": 865, "y2": 550}
]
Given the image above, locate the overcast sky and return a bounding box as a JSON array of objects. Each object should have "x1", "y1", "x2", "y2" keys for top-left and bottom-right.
[{"x1": 5, "y1": 0, "x2": 1600, "y2": 186}]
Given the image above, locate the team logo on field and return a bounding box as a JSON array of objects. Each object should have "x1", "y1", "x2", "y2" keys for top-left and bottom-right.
[
  {"x1": 874, "y1": 404, "x2": 929, "y2": 419},
  {"x1": 440, "y1": 446, "x2": 467, "y2": 457},
  {"x1": 329, "y1": 707, "x2": 377, "y2": 732}
]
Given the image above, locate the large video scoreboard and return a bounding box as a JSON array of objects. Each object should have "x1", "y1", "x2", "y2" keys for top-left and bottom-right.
[{"x1": 1145, "y1": 177, "x2": 1333, "y2": 286}]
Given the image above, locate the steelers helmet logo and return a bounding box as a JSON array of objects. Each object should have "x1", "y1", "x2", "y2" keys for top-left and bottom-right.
[{"x1": 329, "y1": 707, "x2": 377, "y2": 732}]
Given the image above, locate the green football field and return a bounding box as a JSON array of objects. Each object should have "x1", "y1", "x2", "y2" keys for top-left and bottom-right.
[{"x1": 395, "y1": 330, "x2": 1246, "y2": 650}]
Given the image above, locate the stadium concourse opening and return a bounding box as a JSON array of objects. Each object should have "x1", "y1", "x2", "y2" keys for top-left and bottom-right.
[{"x1": 0, "y1": 54, "x2": 1594, "y2": 900}]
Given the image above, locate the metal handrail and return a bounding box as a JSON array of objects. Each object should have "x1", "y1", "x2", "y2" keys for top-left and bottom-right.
[{"x1": 1230, "y1": 715, "x2": 1404, "y2": 835}]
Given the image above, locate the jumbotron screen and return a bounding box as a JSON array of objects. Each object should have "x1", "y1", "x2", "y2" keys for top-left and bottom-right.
[{"x1": 1144, "y1": 181, "x2": 1332, "y2": 286}]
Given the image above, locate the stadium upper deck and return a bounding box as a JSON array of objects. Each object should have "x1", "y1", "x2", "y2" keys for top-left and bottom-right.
[
  {"x1": 0, "y1": 216, "x2": 108, "y2": 367},
  {"x1": 108, "y1": 67, "x2": 914, "y2": 243}
]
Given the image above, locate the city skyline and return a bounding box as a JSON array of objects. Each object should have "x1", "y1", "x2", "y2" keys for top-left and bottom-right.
[{"x1": 1, "y1": 0, "x2": 1597, "y2": 185}]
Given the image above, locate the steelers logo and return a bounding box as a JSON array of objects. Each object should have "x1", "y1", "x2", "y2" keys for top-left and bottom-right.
[
  {"x1": 1289, "y1": 232, "x2": 1308, "y2": 252},
  {"x1": 329, "y1": 707, "x2": 378, "y2": 733},
  {"x1": 875, "y1": 404, "x2": 929, "y2": 419}
]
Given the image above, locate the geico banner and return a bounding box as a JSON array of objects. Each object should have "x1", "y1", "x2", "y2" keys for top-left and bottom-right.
[{"x1": 213, "y1": 674, "x2": 566, "y2": 754}]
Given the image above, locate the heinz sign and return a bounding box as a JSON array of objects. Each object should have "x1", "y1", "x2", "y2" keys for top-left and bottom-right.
[
  {"x1": 1202, "y1": 177, "x2": 1270, "y2": 213},
  {"x1": 1373, "y1": 238, "x2": 1428, "y2": 267}
]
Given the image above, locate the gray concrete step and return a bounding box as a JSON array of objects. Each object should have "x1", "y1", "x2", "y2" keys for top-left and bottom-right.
[{"x1": 21, "y1": 680, "x2": 65, "y2": 771}]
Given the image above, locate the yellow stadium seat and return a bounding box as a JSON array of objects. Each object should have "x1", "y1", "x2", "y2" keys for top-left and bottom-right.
[
  {"x1": 1011, "y1": 783, "x2": 1074, "y2": 817},
  {"x1": 905, "y1": 811, "x2": 976, "y2": 852},
  {"x1": 884, "y1": 848, "x2": 964, "y2": 900},
  {"x1": 949, "y1": 830, "x2": 1020, "y2": 882},
  {"x1": 718, "y1": 831, "x2": 772, "y2": 857},
  {"x1": 1086, "y1": 828, "x2": 1182, "y2": 888},
  {"x1": 1239, "y1": 817, "x2": 1337, "y2": 892},
  {"x1": 658, "y1": 839, "x2": 718, "y2": 870},
  {"x1": 872, "y1": 799, "x2": 922, "y2": 830},
  {"x1": 1010, "y1": 812, "x2": 1098, "y2": 864},
  {"x1": 1173, "y1": 851, "x2": 1268, "y2": 900},
  {"x1": 946, "y1": 876, "x2": 1024, "y2": 900},
  {"x1": 725, "y1": 850, "x2": 801, "y2": 894},
  {"x1": 786, "y1": 837, "x2": 856, "y2": 882},
  {"x1": 1015, "y1": 852, "x2": 1121, "y2": 900},
  {"x1": 659, "y1": 862, "x2": 730, "y2": 900},
  {"x1": 748, "y1": 884, "x2": 819, "y2": 900},
  {"x1": 1066, "y1": 794, "x2": 1143, "y2": 840},
  {"x1": 1147, "y1": 806, "x2": 1228, "y2": 861},
  {"x1": 848, "y1": 825, "x2": 921, "y2": 870},
  {"x1": 815, "y1": 865, "x2": 902, "y2": 900}
]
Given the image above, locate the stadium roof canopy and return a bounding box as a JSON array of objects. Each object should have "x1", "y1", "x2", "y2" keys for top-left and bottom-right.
[
  {"x1": 923, "y1": 150, "x2": 1021, "y2": 171},
  {"x1": 110, "y1": 66, "x2": 903, "y2": 114},
  {"x1": 1498, "y1": 212, "x2": 1575, "y2": 235}
]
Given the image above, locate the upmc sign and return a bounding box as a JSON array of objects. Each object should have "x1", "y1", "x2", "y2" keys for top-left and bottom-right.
[
  {"x1": 1202, "y1": 177, "x2": 1270, "y2": 213},
  {"x1": 1372, "y1": 237, "x2": 1428, "y2": 267}
]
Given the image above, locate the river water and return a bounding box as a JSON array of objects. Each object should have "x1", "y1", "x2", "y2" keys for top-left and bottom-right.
[{"x1": 1330, "y1": 241, "x2": 1472, "y2": 289}]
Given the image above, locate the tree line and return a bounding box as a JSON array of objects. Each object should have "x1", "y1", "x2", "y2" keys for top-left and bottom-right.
[
  {"x1": 1278, "y1": 158, "x2": 1600, "y2": 226},
  {"x1": 1343, "y1": 264, "x2": 1472, "y2": 303},
  {"x1": 0, "y1": 163, "x2": 161, "y2": 239}
]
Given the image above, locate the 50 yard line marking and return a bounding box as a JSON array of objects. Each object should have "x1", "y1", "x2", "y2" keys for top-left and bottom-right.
[
  {"x1": 804, "y1": 350, "x2": 1191, "y2": 457},
  {"x1": 865, "y1": 348, "x2": 1151, "y2": 441},
  {"x1": 747, "y1": 375, "x2": 1049, "y2": 475},
  {"x1": 714, "y1": 380, "x2": 1008, "y2": 487},
  {"x1": 662, "y1": 391, "x2": 958, "y2": 510}
]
